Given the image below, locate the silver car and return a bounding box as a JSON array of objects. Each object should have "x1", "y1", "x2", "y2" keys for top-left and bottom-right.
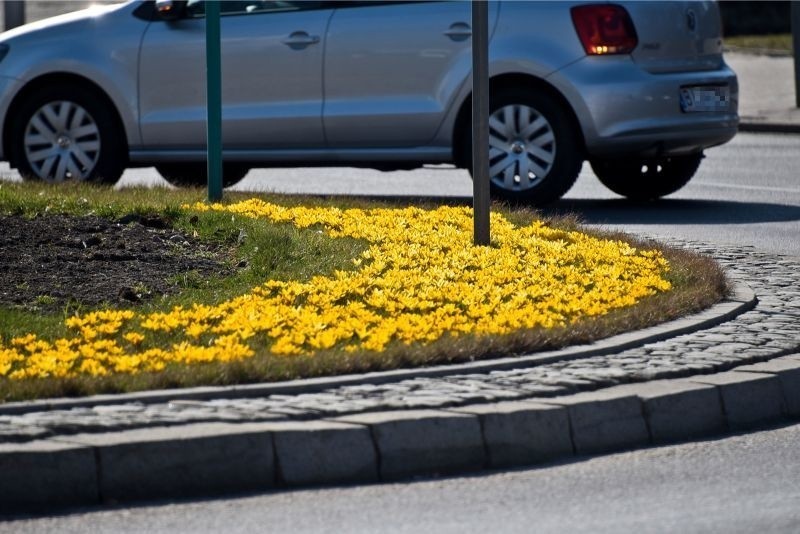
[{"x1": 0, "y1": 0, "x2": 738, "y2": 204}]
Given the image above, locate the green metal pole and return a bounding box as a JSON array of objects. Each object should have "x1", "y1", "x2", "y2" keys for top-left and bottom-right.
[{"x1": 206, "y1": 0, "x2": 223, "y2": 202}]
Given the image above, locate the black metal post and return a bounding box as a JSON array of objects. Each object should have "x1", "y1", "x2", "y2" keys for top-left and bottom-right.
[
  {"x1": 793, "y1": 1, "x2": 800, "y2": 108},
  {"x1": 3, "y1": 1, "x2": 25, "y2": 31},
  {"x1": 472, "y1": 1, "x2": 490, "y2": 246},
  {"x1": 206, "y1": 0, "x2": 223, "y2": 202}
]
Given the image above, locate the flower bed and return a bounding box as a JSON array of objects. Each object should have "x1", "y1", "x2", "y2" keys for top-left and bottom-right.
[{"x1": 0, "y1": 199, "x2": 671, "y2": 380}]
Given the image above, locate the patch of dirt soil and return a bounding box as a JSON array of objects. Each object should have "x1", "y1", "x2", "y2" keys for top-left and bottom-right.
[{"x1": 0, "y1": 213, "x2": 231, "y2": 312}]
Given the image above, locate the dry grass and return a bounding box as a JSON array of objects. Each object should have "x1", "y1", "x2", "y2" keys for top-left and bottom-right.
[{"x1": 724, "y1": 34, "x2": 793, "y2": 55}]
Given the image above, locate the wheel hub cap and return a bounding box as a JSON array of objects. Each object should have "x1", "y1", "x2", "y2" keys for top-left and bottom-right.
[
  {"x1": 56, "y1": 135, "x2": 72, "y2": 149},
  {"x1": 23, "y1": 100, "x2": 101, "y2": 182},
  {"x1": 488, "y1": 104, "x2": 556, "y2": 191}
]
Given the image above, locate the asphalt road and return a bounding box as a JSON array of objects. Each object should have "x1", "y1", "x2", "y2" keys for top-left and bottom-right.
[
  {"x1": 219, "y1": 132, "x2": 800, "y2": 256},
  {"x1": 5, "y1": 130, "x2": 792, "y2": 257},
  {"x1": 5, "y1": 421, "x2": 800, "y2": 533}
]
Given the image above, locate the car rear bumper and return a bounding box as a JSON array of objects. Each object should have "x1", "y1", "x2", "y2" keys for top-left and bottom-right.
[
  {"x1": 551, "y1": 56, "x2": 739, "y2": 158},
  {"x1": 584, "y1": 119, "x2": 738, "y2": 158}
]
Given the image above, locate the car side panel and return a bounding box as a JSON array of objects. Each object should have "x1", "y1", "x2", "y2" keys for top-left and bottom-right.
[
  {"x1": 323, "y1": 1, "x2": 498, "y2": 148},
  {"x1": 0, "y1": 5, "x2": 145, "y2": 157},
  {"x1": 429, "y1": 1, "x2": 587, "y2": 148},
  {"x1": 138, "y1": 7, "x2": 331, "y2": 150},
  {"x1": 0, "y1": 76, "x2": 25, "y2": 160}
]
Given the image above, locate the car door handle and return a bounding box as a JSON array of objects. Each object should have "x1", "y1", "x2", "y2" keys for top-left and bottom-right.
[
  {"x1": 281, "y1": 31, "x2": 320, "y2": 50},
  {"x1": 444, "y1": 22, "x2": 472, "y2": 41}
]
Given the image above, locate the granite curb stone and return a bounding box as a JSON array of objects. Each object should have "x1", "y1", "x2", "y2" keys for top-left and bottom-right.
[
  {"x1": 335, "y1": 410, "x2": 485, "y2": 481},
  {"x1": 541, "y1": 390, "x2": 650, "y2": 455},
  {"x1": 267, "y1": 420, "x2": 378, "y2": 486},
  {"x1": 723, "y1": 358, "x2": 800, "y2": 417},
  {"x1": 689, "y1": 372, "x2": 786, "y2": 430},
  {"x1": 54, "y1": 423, "x2": 276, "y2": 503},
  {"x1": 448, "y1": 401, "x2": 573, "y2": 468},
  {"x1": 2, "y1": 357, "x2": 800, "y2": 511},
  {"x1": 738, "y1": 122, "x2": 800, "y2": 134},
  {"x1": 609, "y1": 380, "x2": 726, "y2": 443},
  {"x1": 0, "y1": 440, "x2": 97, "y2": 513}
]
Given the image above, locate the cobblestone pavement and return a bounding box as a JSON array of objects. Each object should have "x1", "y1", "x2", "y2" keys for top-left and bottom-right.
[{"x1": 1, "y1": 242, "x2": 798, "y2": 443}]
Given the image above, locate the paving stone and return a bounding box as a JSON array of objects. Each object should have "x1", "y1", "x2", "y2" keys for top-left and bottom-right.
[
  {"x1": 631, "y1": 367, "x2": 689, "y2": 381},
  {"x1": 515, "y1": 384, "x2": 564, "y2": 396},
  {"x1": 542, "y1": 390, "x2": 649, "y2": 455},
  {"x1": 267, "y1": 420, "x2": 378, "y2": 486},
  {"x1": 450, "y1": 401, "x2": 573, "y2": 468},
  {"x1": 0, "y1": 424, "x2": 51, "y2": 443},
  {"x1": 58, "y1": 423, "x2": 275, "y2": 502},
  {"x1": 683, "y1": 363, "x2": 717, "y2": 371},
  {"x1": 694, "y1": 334, "x2": 736, "y2": 343},
  {"x1": 702, "y1": 343, "x2": 758, "y2": 355},
  {"x1": 268, "y1": 407, "x2": 325, "y2": 417},
  {"x1": 0, "y1": 440, "x2": 97, "y2": 512},
  {"x1": 689, "y1": 372, "x2": 785, "y2": 429},
  {"x1": 92, "y1": 404, "x2": 146, "y2": 414},
  {"x1": 337, "y1": 410, "x2": 484, "y2": 481},
  {"x1": 762, "y1": 339, "x2": 800, "y2": 351}
]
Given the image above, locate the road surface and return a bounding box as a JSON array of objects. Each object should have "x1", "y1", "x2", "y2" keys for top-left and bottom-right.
[{"x1": 4, "y1": 131, "x2": 794, "y2": 255}]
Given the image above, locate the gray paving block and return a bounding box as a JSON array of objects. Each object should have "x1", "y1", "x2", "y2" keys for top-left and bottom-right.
[
  {"x1": 59, "y1": 422, "x2": 275, "y2": 502},
  {"x1": 543, "y1": 390, "x2": 649, "y2": 455},
  {"x1": 0, "y1": 440, "x2": 97, "y2": 513},
  {"x1": 0, "y1": 425, "x2": 51, "y2": 443},
  {"x1": 736, "y1": 358, "x2": 800, "y2": 373},
  {"x1": 690, "y1": 371, "x2": 785, "y2": 429},
  {"x1": 735, "y1": 357, "x2": 800, "y2": 417},
  {"x1": 450, "y1": 401, "x2": 572, "y2": 468},
  {"x1": 612, "y1": 380, "x2": 726, "y2": 443},
  {"x1": 268, "y1": 420, "x2": 377, "y2": 486},
  {"x1": 337, "y1": 410, "x2": 484, "y2": 481}
]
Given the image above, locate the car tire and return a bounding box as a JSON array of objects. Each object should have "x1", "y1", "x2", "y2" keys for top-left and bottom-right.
[
  {"x1": 591, "y1": 153, "x2": 703, "y2": 200},
  {"x1": 461, "y1": 87, "x2": 583, "y2": 206},
  {"x1": 10, "y1": 84, "x2": 126, "y2": 184},
  {"x1": 156, "y1": 163, "x2": 250, "y2": 188}
]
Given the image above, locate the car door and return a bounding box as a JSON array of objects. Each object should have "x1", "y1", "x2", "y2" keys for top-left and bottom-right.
[
  {"x1": 323, "y1": 1, "x2": 499, "y2": 148},
  {"x1": 138, "y1": 1, "x2": 332, "y2": 151}
]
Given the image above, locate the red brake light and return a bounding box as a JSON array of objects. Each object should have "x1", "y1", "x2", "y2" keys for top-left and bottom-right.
[{"x1": 571, "y1": 4, "x2": 638, "y2": 56}]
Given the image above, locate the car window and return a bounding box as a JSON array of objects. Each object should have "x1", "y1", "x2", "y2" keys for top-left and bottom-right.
[{"x1": 185, "y1": 1, "x2": 323, "y2": 17}]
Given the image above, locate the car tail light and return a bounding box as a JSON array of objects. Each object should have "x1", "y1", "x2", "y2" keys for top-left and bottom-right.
[{"x1": 571, "y1": 4, "x2": 638, "y2": 56}]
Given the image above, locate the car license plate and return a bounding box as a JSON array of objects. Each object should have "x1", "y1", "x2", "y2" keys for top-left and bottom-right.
[{"x1": 680, "y1": 85, "x2": 730, "y2": 113}]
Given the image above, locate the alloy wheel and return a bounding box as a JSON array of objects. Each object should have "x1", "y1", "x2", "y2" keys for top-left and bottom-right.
[
  {"x1": 23, "y1": 101, "x2": 101, "y2": 182},
  {"x1": 488, "y1": 104, "x2": 556, "y2": 192}
]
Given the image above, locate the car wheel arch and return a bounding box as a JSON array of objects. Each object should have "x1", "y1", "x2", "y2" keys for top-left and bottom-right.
[
  {"x1": 451, "y1": 72, "x2": 586, "y2": 169},
  {"x1": 3, "y1": 72, "x2": 130, "y2": 167}
]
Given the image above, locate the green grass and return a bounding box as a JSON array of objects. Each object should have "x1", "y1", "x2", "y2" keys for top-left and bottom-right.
[
  {"x1": 724, "y1": 34, "x2": 794, "y2": 55},
  {"x1": 0, "y1": 182, "x2": 728, "y2": 402},
  {"x1": 0, "y1": 181, "x2": 367, "y2": 312}
]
